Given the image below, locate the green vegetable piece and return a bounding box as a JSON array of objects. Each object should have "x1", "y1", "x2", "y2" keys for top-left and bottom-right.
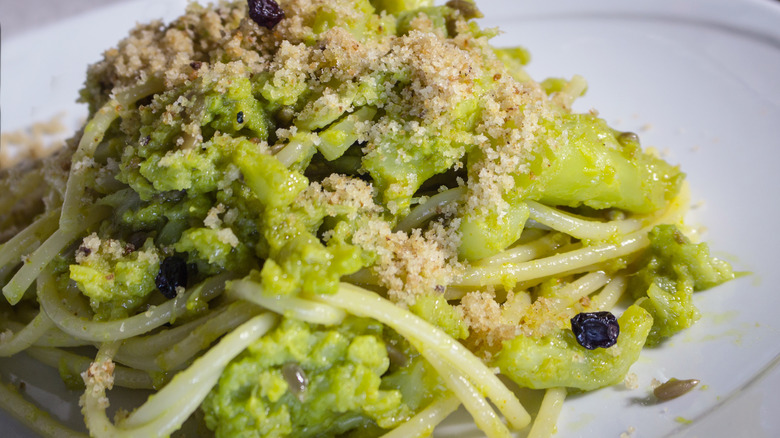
[
  {"x1": 370, "y1": 0, "x2": 433, "y2": 15},
  {"x1": 259, "y1": 234, "x2": 365, "y2": 296},
  {"x1": 174, "y1": 227, "x2": 251, "y2": 274},
  {"x1": 138, "y1": 146, "x2": 222, "y2": 194},
  {"x1": 202, "y1": 76, "x2": 269, "y2": 139},
  {"x1": 493, "y1": 47, "x2": 532, "y2": 83},
  {"x1": 629, "y1": 224, "x2": 735, "y2": 345},
  {"x1": 317, "y1": 107, "x2": 377, "y2": 161},
  {"x1": 445, "y1": 0, "x2": 483, "y2": 20},
  {"x1": 259, "y1": 70, "x2": 309, "y2": 107},
  {"x1": 396, "y1": 6, "x2": 449, "y2": 36},
  {"x1": 294, "y1": 89, "x2": 356, "y2": 132},
  {"x1": 307, "y1": 0, "x2": 393, "y2": 41},
  {"x1": 540, "y1": 77, "x2": 569, "y2": 95},
  {"x1": 69, "y1": 238, "x2": 160, "y2": 320},
  {"x1": 202, "y1": 317, "x2": 412, "y2": 438},
  {"x1": 458, "y1": 200, "x2": 529, "y2": 261},
  {"x1": 527, "y1": 114, "x2": 683, "y2": 214},
  {"x1": 362, "y1": 124, "x2": 467, "y2": 216},
  {"x1": 233, "y1": 140, "x2": 308, "y2": 209},
  {"x1": 495, "y1": 304, "x2": 653, "y2": 391},
  {"x1": 409, "y1": 294, "x2": 469, "y2": 340}
]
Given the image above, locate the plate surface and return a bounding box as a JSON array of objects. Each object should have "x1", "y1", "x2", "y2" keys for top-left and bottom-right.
[{"x1": 1, "y1": 0, "x2": 780, "y2": 436}]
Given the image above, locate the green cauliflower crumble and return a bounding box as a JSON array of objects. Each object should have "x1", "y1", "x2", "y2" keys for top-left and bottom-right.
[
  {"x1": 202, "y1": 317, "x2": 415, "y2": 438},
  {"x1": 495, "y1": 304, "x2": 653, "y2": 391},
  {"x1": 69, "y1": 235, "x2": 160, "y2": 320},
  {"x1": 630, "y1": 224, "x2": 735, "y2": 345},
  {"x1": 409, "y1": 294, "x2": 469, "y2": 340}
]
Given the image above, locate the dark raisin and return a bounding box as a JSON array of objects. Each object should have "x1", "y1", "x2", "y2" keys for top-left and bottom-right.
[
  {"x1": 570, "y1": 311, "x2": 620, "y2": 350},
  {"x1": 247, "y1": 0, "x2": 285, "y2": 29},
  {"x1": 155, "y1": 256, "x2": 189, "y2": 299},
  {"x1": 76, "y1": 246, "x2": 92, "y2": 258},
  {"x1": 237, "y1": 111, "x2": 244, "y2": 124}
]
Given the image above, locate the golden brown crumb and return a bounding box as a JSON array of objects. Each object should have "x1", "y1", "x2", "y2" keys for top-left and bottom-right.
[
  {"x1": 458, "y1": 291, "x2": 518, "y2": 351},
  {"x1": 204, "y1": 204, "x2": 227, "y2": 229},
  {"x1": 352, "y1": 218, "x2": 463, "y2": 305},
  {"x1": 80, "y1": 359, "x2": 116, "y2": 409},
  {"x1": 624, "y1": 372, "x2": 639, "y2": 390}
]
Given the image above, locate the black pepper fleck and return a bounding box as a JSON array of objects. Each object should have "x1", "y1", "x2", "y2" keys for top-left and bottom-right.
[
  {"x1": 190, "y1": 61, "x2": 203, "y2": 70},
  {"x1": 237, "y1": 111, "x2": 244, "y2": 124},
  {"x1": 155, "y1": 256, "x2": 189, "y2": 299},
  {"x1": 140, "y1": 135, "x2": 151, "y2": 147},
  {"x1": 570, "y1": 311, "x2": 620, "y2": 350},
  {"x1": 247, "y1": 0, "x2": 285, "y2": 30}
]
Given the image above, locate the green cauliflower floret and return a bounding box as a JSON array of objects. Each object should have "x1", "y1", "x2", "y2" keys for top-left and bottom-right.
[
  {"x1": 409, "y1": 294, "x2": 469, "y2": 340},
  {"x1": 306, "y1": 0, "x2": 396, "y2": 42},
  {"x1": 118, "y1": 74, "x2": 271, "y2": 200},
  {"x1": 254, "y1": 174, "x2": 380, "y2": 297},
  {"x1": 370, "y1": 0, "x2": 433, "y2": 15},
  {"x1": 493, "y1": 47, "x2": 532, "y2": 83},
  {"x1": 258, "y1": 234, "x2": 365, "y2": 296},
  {"x1": 174, "y1": 227, "x2": 253, "y2": 276},
  {"x1": 529, "y1": 114, "x2": 683, "y2": 214},
  {"x1": 232, "y1": 137, "x2": 309, "y2": 209},
  {"x1": 458, "y1": 199, "x2": 529, "y2": 261},
  {"x1": 202, "y1": 317, "x2": 414, "y2": 438},
  {"x1": 629, "y1": 224, "x2": 735, "y2": 345},
  {"x1": 69, "y1": 235, "x2": 160, "y2": 320},
  {"x1": 458, "y1": 113, "x2": 683, "y2": 261},
  {"x1": 201, "y1": 76, "x2": 269, "y2": 139},
  {"x1": 494, "y1": 305, "x2": 652, "y2": 391}
]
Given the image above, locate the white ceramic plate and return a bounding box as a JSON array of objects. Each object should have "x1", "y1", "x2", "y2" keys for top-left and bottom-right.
[{"x1": 2, "y1": 0, "x2": 780, "y2": 436}]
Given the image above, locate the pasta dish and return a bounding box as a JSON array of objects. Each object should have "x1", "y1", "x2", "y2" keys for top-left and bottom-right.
[{"x1": 0, "y1": 0, "x2": 735, "y2": 437}]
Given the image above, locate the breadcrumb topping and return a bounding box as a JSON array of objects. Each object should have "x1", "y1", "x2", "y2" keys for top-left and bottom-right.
[
  {"x1": 353, "y1": 218, "x2": 463, "y2": 305},
  {"x1": 14, "y1": 0, "x2": 574, "y2": 348},
  {"x1": 80, "y1": 359, "x2": 116, "y2": 409},
  {"x1": 459, "y1": 291, "x2": 518, "y2": 349}
]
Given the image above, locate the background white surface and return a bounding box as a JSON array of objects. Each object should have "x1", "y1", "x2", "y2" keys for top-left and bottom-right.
[
  {"x1": 0, "y1": 0, "x2": 131, "y2": 39},
  {"x1": 1, "y1": 0, "x2": 780, "y2": 437}
]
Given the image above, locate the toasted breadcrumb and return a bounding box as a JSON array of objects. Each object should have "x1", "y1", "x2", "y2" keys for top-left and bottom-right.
[
  {"x1": 217, "y1": 228, "x2": 240, "y2": 248},
  {"x1": 459, "y1": 291, "x2": 518, "y2": 351},
  {"x1": 80, "y1": 359, "x2": 116, "y2": 409},
  {"x1": 352, "y1": 218, "x2": 463, "y2": 305},
  {"x1": 624, "y1": 372, "x2": 639, "y2": 390},
  {"x1": 205, "y1": 204, "x2": 227, "y2": 229}
]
